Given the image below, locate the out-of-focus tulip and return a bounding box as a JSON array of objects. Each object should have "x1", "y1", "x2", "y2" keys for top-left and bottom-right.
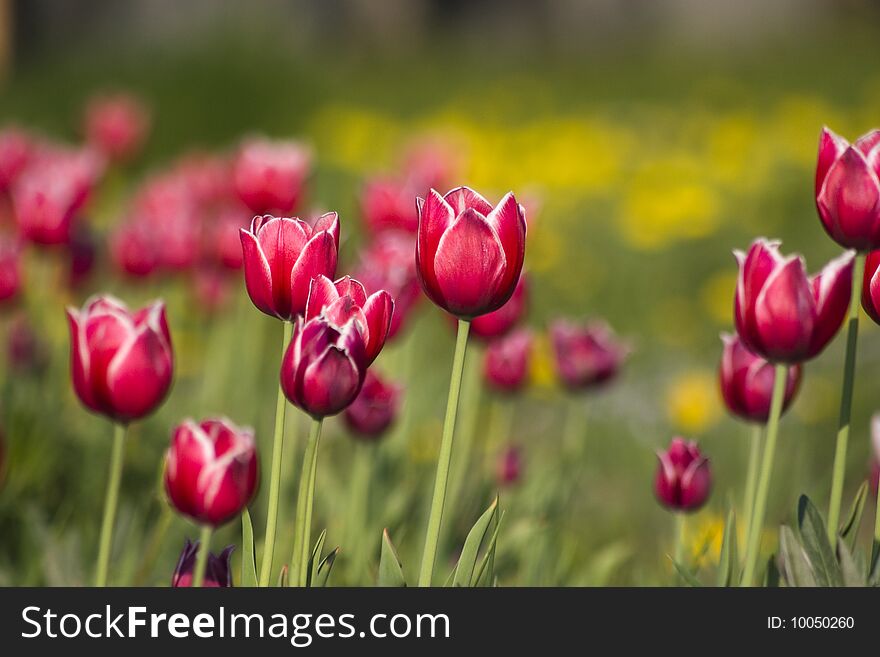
[
  {"x1": 191, "y1": 267, "x2": 230, "y2": 315},
  {"x1": 654, "y1": 437, "x2": 712, "y2": 512},
  {"x1": 280, "y1": 315, "x2": 367, "y2": 418},
  {"x1": 110, "y1": 221, "x2": 160, "y2": 278},
  {"x1": 212, "y1": 205, "x2": 249, "y2": 269},
  {"x1": 305, "y1": 275, "x2": 393, "y2": 366},
  {"x1": 171, "y1": 539, "x2": 233, "y2": 588},
  {"x1": 550, "y1": 319, "x2": 626, "y2": 390},
  {"x1": 67, "y1": 296, "x2": 173, "y2": 422},
  {"x1": 719, "y1": 333, "x2": 802, "y2": 423},
  {"x1": 343, "y1": 370, "x2": 402, "y2": 439},
  {"x1": 240, "y1": 212, "x2": 339, "y2": 320},
  {"x1": 67, "y1": 226, "x2": 97, "y2": 288},
  {"x1": 361, "y1": 177, "x2": 419, "y2": 234},
  {"x1": 734, "y1": 238, "x2": 853, "y2": 363},
  {"x1": 0, "y1": 236, "x2": 22, "y2": 303},
  {"x1": 470, "y1": 273, "x2": 528, "y2": 340},
  {"x1": 862, "y1": 249, "x2": 880, "y2": 325},
  {"x1": 7, "y1": 314, "x2": 47, "y2": 374},
  {"x1": 0, "y1": 127, "x2": 31, "y2": 193},
  {"x1": 815, "y1": 127, "x2": 880, "y2": 251},
  {"x1": 416, "y1": 186, "x2": 526, "y2": 319},
  {"x1": 12, "y1": 170, "x2": 80, "y2": 245},
  {"x1": 233, "y1": 138, "x2": 311, "y2": 215},
  {"x1": 497, "y1": 445, "x2": 522, "y2": 486},
  {"x1": 484, "y1": 328, "x2": 533, "y2": 393},
  {"x1": 84, "y1": 93, "x2": 151, "y2": 163},
  {"x1": 164, "y1": 418, "x2": 258, "y2": 527}
]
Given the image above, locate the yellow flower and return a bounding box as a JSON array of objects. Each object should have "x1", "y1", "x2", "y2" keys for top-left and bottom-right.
[{"x1": 686, "y1": 512, "x2": 725, "y2": 566}]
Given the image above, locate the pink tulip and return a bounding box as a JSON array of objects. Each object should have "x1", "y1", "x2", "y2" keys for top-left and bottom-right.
[
  {"x1": 654, "y1": 438, "x2": 712, "y2": 512},
  {"x1": 233, "y1": 138, "x2": 311, "y2": 215},
  {"x1": 84, "y1": 93, "x2": 151, "y2": 163},
  {"x1": 497, "y1": 445, "x2": 522, "y2": 486},
  {"x1": 861, "y1": 249, "x2": 880, "y2": 325},
  {"x1": 550, "y1": 319, "x2": 626, "y2": 390},
  {"x1": 343, "y1": 370, "x2": 402, "y2": 439},
  {"x1": 110, "y1": 221, "x2": 160, "y2": 278},
  {"x1": 470, "y1": 273, "x2": 528, "y2": 340},
  {"x1": 0, "y1": 235, "x2": 22, "y2": 303},
  {"x1": 483, "y1": 328, "x2": 533, "y2": 393},
  {"x1": 0, "y1": 127, "x2": 31, "y2": 193}
]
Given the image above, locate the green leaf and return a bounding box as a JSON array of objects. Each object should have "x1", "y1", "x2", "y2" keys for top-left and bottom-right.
[
  {"x1": 796, "y1": 495, "x2": 843, "y2": 587},
  {"x1": 764, "y1": 554, "x2": 780, "y2": 588},
  {"x1": 474, "y1": 510, "x2": 505, "y2": 587},
  {"x1": 314, "y1": 547, "x2": 339, "y2": 587},
  {"x1": 240, "y1": 508, "x2": 257, "y2": 587},
  {"x1": 670, "y1": 558, "x2": 702, "y2": 587},
  {"x1": 716, "y1": 507, "x2": 738, "y2": 587},
  {"x1": 840, "y1": 481, "x2": 869, "y2": 550},
  {"x1": 452, "y1": 496, "x2": 498, "y2": 587},
  {"x1": 836, "y1": 540, "x2": 864, "y2": 587},
  {"x1": 306, "y1": 529, "x2": 327, "y2": 588},
  {"x1": 377, "y1": 528, "x2": 406, "y2": 587},
  {"x1": 276, "y1": 564, "x2": 288, "y2": 588},
  {"x1": 779, "y1": 525, "x2": 816, "y2": 587}
]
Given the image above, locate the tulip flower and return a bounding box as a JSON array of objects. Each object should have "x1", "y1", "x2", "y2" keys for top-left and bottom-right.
[
  {"x1": 343, "y1": 370, "x2": 402, "y2": 439},
  {"x1": 67, "y1": 226, "x2": 97, "y2": 289},
  {"x1": 212, "y1": 205, "x2": 249, "y2": 270},
  {"x1": 862, "y1": 249, "x2": 880, "y2": 325},
  {"x1": 0, "y1": 236, "x2": 22, "y2": 304},
  {"x1": 815, "y1": 127, "x2": 880, "y2": 251},
  {"x1": 165, "y1": 418, "x2": 258, "y2": 587},
  {"x1": 361, "y1": 177, "x2": 420, "y2": 235},
  {"x1": 654, "y1": 438, "x2": 712, "y2": 512},
  {"x1": 240, "y1": 212, "x2": 340, "y2": 320},
  {"x1": 470, "y1": 273, "x2": 528, "y2": 340},
  {"x1": 171, "y1": 540, "x2": 233, "y2": 588},
  {"x1": 234, "y1": 138, "x2": 311, "y2": 215},
  {"x1": 84, "y1": 93, "x2": 151, "y2": 164},
  {"x1": 12, "y1": 168, "x2": 81, "y2": 245},
  {"x1": 484, "y1": 328, "x2": 533, "y2": 394},
  {"x1": 110, "y1": 221, "x2": 160, "y2": 278},
  {"x1": 550, "y1": 319, "x2": 626, "y2": 390},
  {"x1": 497, "y1": 445, "x2": 522, "y2": 486},
  {"x1": 0, "y1": 127, "x2": 31, "y2": 193}
]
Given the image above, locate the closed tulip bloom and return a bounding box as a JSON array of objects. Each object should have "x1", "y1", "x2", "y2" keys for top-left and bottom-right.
[
  {"x1": 110, "y1": 221, "x2": 160, "y2": 278},
  {"x1": 470, "y1": 273, "x2": 528, "y2": 340},
  {"x1": 484, "y1": 328, "x2": 533, "y2": 393},
  {"x1": 343, "y1": 370, "x2": 402, "y2": 439},
  {"x1": 171, "y1": 539, "x2": 233, "y2": 588},
  {"x1": 734, "y1": 238, "x2": 853, "y2": 363},
  {"x1": 12, "y1": 169, "x2": 81, "y2": 245},
  {"x1": 719, "y1": 333, "x2": 802, "y2": 423},
  {"x1": 0, "y1": 237, "x2": 22, "y2": 303},
  {"x1": 0, "y1": 128, "x2": 31, "y2": 193},
  {"x1": 305, "y1": 275, "x2": 393, "y2": 366},
  {"x1": 165, "y1": 418, "x2": 258, "y2": 527},
  {"x1": 84, "y1": 94, "x2": 151, "y2": 163},
  {"x1": 416, "y1": 186, "x2": 526, "y2": 319},
  {"x1": 67, "y1": 296, "x2": 173, "y2": 422},
  {"x1": 862, "y1": 249, "x2": 880, "y2": 325},
  {"x1": 361, "y1": 177, "x2": 420, "y2": 235},
  {"x1": 280, "y1": 315, "x2": 368, "y2": 418},
  {"x1": 497, "y1": 445, "x2": 522, "y2": 486},
  {"x1": 234, "y1": 138, "x2": 311, "y2": 214},
  {"x1": 212, "y1": 205, "x2": 249, "y2": 270},
  {"x1": 654, "y1": 438, "x2": 712, "y2": 512},
  {"x1": 815, "y1": 127, "x2": 880, "y2": 251},
  {"x1": 240, "y1": 212, "x2": 339, "y2": 320},
  {"x1": 550, "y1": 319, "x2": 626, "y2": 390}
]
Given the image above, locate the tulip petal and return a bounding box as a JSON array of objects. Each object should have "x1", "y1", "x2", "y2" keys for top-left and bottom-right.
[
  {"x1": 855, "y1": 130, "x2": 880, "y2": 175},
  {"x1": 816, "y1": 127, "x2": 849, "y2": 196},
  {"x1": 305, "y1": 275, "x2": 340, "y2": 320},
  {"x1": 301, "y1": 346, "x2": 363, "y2": 417},
  {"x1": 334, "y1": 276, "x2": 368, "y2": 307},
  {"x1": 485, "y1": 192, "x2": 527, "y2": 304},
  {"x1": 105, "y1": 324, "x2": 172, "y2": 420},
  {"x1": 240, "y1": 228, "x2": 277, "y2": 317},
  {"x1": 443, "y1": 186, "x2": 494, "y2": 216},
  {"x1": 817, "y1": 147, "x2": 880, "y2": 249},
  {"x1": 416, "y1": 189, "x2": 454, "y2": 299},
  {"x1": 361, "y1": 290, "x2": 393, "y2": 364},
  {"x1": 312, "y1": 211, "x2": 340, "y2": 247},
  {"x1": 808, "y1": 250, "x2": 853, "y2": 357},
  {"x1": 67, "y1": 307, "x2": 99, "y2": 412},
  {"x1": 754, "y1": 256, "x2": 816, "y2": 361},
  {"x1": 289, "y1": 231, "x2": 338, "y2": 317},
  {"x1": 864, "y1": 251, "x2": 880, "y2": 324}
]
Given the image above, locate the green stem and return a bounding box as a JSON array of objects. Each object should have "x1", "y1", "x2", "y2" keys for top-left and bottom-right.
[
  {"x1": 741, "y1": 363, "x2": 787, "y2": 587},
  {"x1": 673, "y1": 513, "x2": 687, "y2": 570},
  {"x1": 742, "y1": 424, "x2": 763, "y2": 553},
  {"x1": 827, "y1": 253, "x2": 865, "y2": 547},
  {"x1": 191, "y1": 525, "x2": 213, "y2": 588},
  {"x1": 345, "y1": 443, "x2": 372, "y2": 583},
  {"x1": 94, "y1": 423, "x2": 126, "y2": 587},
  {"x1": 132, "y1": 503, "x2": 174, "y2": 586},
  {"x1": 418, "y1": 319, "x2": 471, "y2": 587},
  {"x1": 258, "y1": 321, "x2": 293, "y2": 587},
  {"x1": 291, "y1": 417, "x2": 323, "y2": 587}
]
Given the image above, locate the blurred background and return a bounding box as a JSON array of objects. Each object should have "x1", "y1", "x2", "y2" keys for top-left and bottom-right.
[{"x1": 1, "y1": 0, "x2": 879, "y2": 586}]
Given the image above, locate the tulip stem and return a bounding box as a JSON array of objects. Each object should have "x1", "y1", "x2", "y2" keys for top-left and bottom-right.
[
  {"x1": 742, "y1": 424, "x2": 763, "y2": 553},
  {"x1": 345, "y1": 442, "x2": 372, "y2": 583},
  {"x1": 192, "y1": 525, "x2": 213, "y2": 588},
  {"x1": 94, "y1": 423, "x2": 126, "y2": 587},
  {"x1": 258, "y1": 320, "x2": 293, "y2": 587},
  {"x1": 827, "y1": 253, "x2": 865, "y2": 548},
  {"x1": 292, "y1": 417, "x2": 324, "y2": 587},
  {"x1": 418, "y1": 319, "x2": 471, "y2": 587},
  {"x1": 673, "y1": 513, "x2": 687, "y2": 573},
  {"x1": 741, "y1": 363, "x2": 787, "y2": 587}
]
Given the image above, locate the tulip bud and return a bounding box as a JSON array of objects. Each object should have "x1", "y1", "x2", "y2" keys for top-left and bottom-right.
[
  {"x1": 815, "y1": 127, "x2": 880, "y2": 251},
  {"x1": 484, "y1": 328, "x2": 533, "y2": 393},
  {"x1": 361, "y1": 177, "x2": 420, "y2": 235},
  {"x1": 84, "y1": 93, "x2": 151, "y2": 164},
  {"x1": 233, "y1": 138, "x2": 311, "y2": 215},
  {"x1": 110, "y1": 221, "x2": 160, "y2": 278},
  {"x1": 343, "y1": 370, "x2": 402, "y2": 439},
  {"x1": 212, "y1": 205, "x2": 248, "y2": 270},
  {"x1": 12, "y1": 168, "x2": 80, "y2": 245},
  {"x1": 164, "y1": 418, "x2": 258, "y2": 527},
  {"x1": 0, "y1": 236, "x2": 22, "y2": 304},
  {"x1": 67, "y1": 296, "x2": 174, "y2": 422},
  {"x1": 497, "y1": 445, "x2": 522, "y2": 486},
  {"x1": 718, "y1": 333, "x2": 801, "y2": 423},
  {"x1": 862, "y1": 249, "x2": 880, "y2": 325},
  {"x1": 239, "y1": 212, "x2": 339, "y2": 320},
  {"x1": 416, "y1": 186, "x2": 526, "y2": 319},
  {"x1": 654, "y1": 437, "x2": 712, "y2": 512},
  {"x1": 734, "y1": 239, "x2": 853, "y2": 363},
  {"x1": 470, "y1": 273, "x2": 528, "y2": 340},
  {"x1": 281, "y1": 315, "x2": 368, "y2": 418},
  {"x1": 171, "y1": 539, "x2": 234, "y2": 587},
  {"x1": 550, "y1": 319, "x2": 626, "y2": 390},
  {"x1": 0, "y1": 127, "x2": 31, "y2": 193}
]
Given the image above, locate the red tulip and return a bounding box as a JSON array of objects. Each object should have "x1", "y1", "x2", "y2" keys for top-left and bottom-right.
[
  {"x1": 171, "y1": 539, "x2": 233, "y2": 588},
  {"x1": 67, "y1": 296, "x2": 173, "y2": 422},
  {"x1": 212, "y1": 205, "x2": 249, "y2": 270},
  {"x1": 343, "y1": 370, "x2": 402, "y2": 439},
  {"x1": 470, "y1": 273, "x2": 528, "y2": 340},
  {"x1": 164, "y1": 418, "x2": 258, "y2": 527},
  {"x1": 110, "y1": 221, "x2": 160, "y2": 278},
  {"x1": 305, "y1": 275, "x2": 393, "y2": 366},
  {"x1": 280, "y1": 314, "x2": 367, "y2": 418},
  {"x1": 416, "y1": 186, "x2": 526, "y2": 319},
  {"x1": 654, "y1": 437, "x2": 712, "y2": 512},
  {"x1": 815, "y1": 127, "x2": 880, "y2": 251},
  {"x1": 12, "y1": 168, "x2": 80, "y2": 245},
  {"x1": 0, "y1": 127, "x2": 31, "y2": 193},
  {"x1": 862, "y1": 249, "x2": 880, "y2": 325},
  {"x1": 361, "y1": 177, "x2": 420, "y2": 234},
  {"x1": 233, "y1": 138, "x2": 311, "y2": 214},
  {"x1": 483, "y1": 328, "x2": 533, "y2": 393},
  {"x1": 719, "y1": 333, "x2": 802, "y2": 423},
  {"x1": 497, "y1": 445, "x2": 522, "y2": 486},
  {"x1": 550, "y1": 319, "x2": 626, "y2": 390},
  {"x1": 239, "y1": 212, "x2": 339, "y2": 320},
  {"x1": 734, "y1": 238, "x2": 853, "y2": 363},
  {"x1": 84, "y1": 93, "x2": 151, "y2": 163},
  {"x1": 0, "y1": 236, "x2": 22, "y2": 303}
]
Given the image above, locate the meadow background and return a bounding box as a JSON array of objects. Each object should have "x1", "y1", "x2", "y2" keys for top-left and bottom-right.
[{"x1": 1, "y1": 0, "x2": 879, "y2": 586}]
